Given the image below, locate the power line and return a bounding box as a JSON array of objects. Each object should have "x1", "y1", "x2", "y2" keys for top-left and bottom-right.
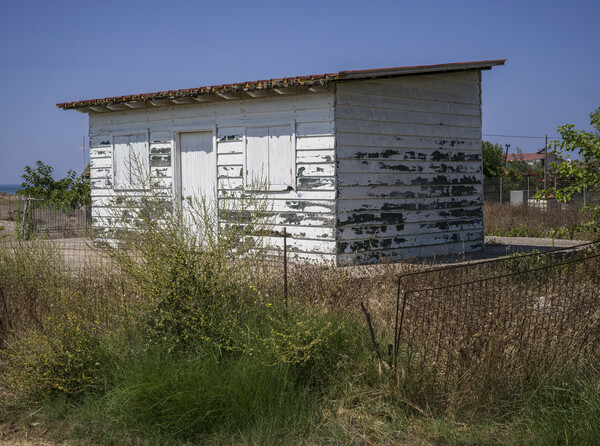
[{"x1": 482, "y1": 133, "x2": 556, "y2": 139}]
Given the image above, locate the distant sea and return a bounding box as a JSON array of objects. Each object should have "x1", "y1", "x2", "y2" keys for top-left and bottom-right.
[{"x1": 0, "y1": 184, "x2": 21, "y2": 195}]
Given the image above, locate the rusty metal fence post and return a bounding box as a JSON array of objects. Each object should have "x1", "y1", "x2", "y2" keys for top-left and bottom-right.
[{"x1": 283, "y1": 227, "x2": 288, "y2": 306}]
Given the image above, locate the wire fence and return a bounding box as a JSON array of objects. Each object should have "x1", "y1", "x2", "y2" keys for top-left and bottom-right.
[
  {"x1": 393, "y1": 241, "x2": 600, "y2": 390},
  {"x1": 483, "y1": 177, "x2": 598, "y2": 208},
  {"x1": 0, "y1": 196, "x2": 91, "y2": 238},
  {"x1": 0, "y1": 237, "x2": 113, "y2": 273}
]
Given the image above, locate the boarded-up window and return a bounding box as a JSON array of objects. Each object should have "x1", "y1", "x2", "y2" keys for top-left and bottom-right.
[
  {"x1": 246, "y1": 124, "x2": 294, "y2": 189},
  {"x1": 113, "y1": 134, "x2": 148, "y2": 188}
]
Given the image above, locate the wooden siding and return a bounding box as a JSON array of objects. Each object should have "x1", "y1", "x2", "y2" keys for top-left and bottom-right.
[
  {"x1": 334, "y1": 71, "x2": 484, "y2": 264},
  {"x1": 88, "y1": 91, "x2": 337, "y2": 262}
]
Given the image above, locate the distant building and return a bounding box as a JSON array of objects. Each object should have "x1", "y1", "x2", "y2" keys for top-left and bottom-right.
[{"x1": 506, "y1": 149, "x2": 563, "y2": 167}]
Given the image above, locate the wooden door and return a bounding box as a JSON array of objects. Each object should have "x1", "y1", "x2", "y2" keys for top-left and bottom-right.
[{"x1": 179, "y1": 131, "x2": 215, "y2": 219}]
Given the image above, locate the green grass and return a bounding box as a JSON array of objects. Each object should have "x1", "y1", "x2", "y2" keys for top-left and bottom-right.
[{"x1": 85, "y1": 346, "x2": 318, "y2": 444}]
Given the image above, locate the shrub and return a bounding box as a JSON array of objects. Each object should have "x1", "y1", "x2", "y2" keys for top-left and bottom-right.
[{"x1": 5, "y1": 313, "x2": 107, "y2": 400}]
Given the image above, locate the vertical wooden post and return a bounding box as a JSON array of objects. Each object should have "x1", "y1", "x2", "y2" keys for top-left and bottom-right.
[
  {"x1": 283, "y1": 227, "x2": 288, "y2": 305},
  {"x1": 544, "y1": 135, "x2": 548, "y2": 190},
  {"x1": 499, "y1": 177, "x2": 503, "y2": 204}
]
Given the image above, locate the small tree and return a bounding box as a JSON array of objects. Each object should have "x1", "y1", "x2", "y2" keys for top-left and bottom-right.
[
  {"x1": 18, "y1": 161, "x2": 91, "y2": 208},
  {"x1": 541, "y1": 107, "x2": 600, "y2": 238},
  {"x1": 482, "y1": 141, "x2": 505, "y2": 178}
]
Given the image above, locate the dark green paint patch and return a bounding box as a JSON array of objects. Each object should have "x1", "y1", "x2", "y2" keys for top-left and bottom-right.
[
  {"x1": 150, "y1": 147, "x2": 171, "y2": 155},
  {"x1": 218, "y1": 135, "x2": 243, "y2": 142},
  {"x1": 297, "y1": 166, "x2": 306, "y2": 176},
  {"x1": 150, "y1": 154, "x2": 171, "y2": 167},
  {"x1": 297, "y1": 177, "x2": 333, "y2": 190},
  {"x1": 381, "y1": 149, "x2": 400, "y2": 158},
  {"x1": 437, "y1": 139, "x2": 467, "y2": 148},
  {"x1": 379, "y1": 162, "x2": 414, "y2": 172},
  {"x1": 279, "y1": 212, "x2": 303, "y2": 224},
  {"x1": 338, "y1": 212, "x2": 404, "y2": 227},
  {"x1": 450, "y1": 185, "x2": 478, "y2": 196},
  {"x1": 338, "y1": 237, "x2": 408, "y2": 253},
  {"x1": 411, "y1": 175, "x2": 480, "y2": 186}
]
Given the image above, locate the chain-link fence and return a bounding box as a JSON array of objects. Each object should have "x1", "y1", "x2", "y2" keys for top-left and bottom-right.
[{"x1": 483, "y1": 177, "x2": 598, "y2": 208}]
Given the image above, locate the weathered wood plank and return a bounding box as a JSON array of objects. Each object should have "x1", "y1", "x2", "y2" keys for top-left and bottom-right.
[
  {"x1": 336, "y1": 134, "x2": 481, "y2": 150},
  {"x1": 257, "y1": 236, "x2": 337, "y2": 254},
  {"x1": 335, "y1": 119, "x2": 481, "y2": 139},
  {"x1": 218, "y1": 153, "x2": 244, "y2": 166},
  {"x1": 337, "y1": 146, "x2": 480, "y2": 162},
  {"x1": 337, "y1": 184, "x2": 482, "y2": 200},
  {"x1": 219, "y1": 198, "x2": 335, "y2": 214},
  {"x1": 337, "y1": 240, "x2": 483, "y2": 265},
  {"x1": 337, "y1": 206, "x2": 483, "y2": 226},
  {"x1": 337, "y1": 159, "x2": 481, "y2": 175},
  {"x1": 296, "y1": 177, "x2": 336, "y2": 191},
  {"x1": 336, "y1": 79, "x2": 480, "y2": 104},
  {"x1": 90, "y1": 167, "x2": 111, "y2": 179},
  {"x1": 90, "y1": 93, "x2": 334, "y2": 126},
  {"x1": 337, "y1": 229, "x2": 484, "y2": 254},
  {"x1": 90, "y1": 157, "x2": 112, "y2": 169},
  {"x1": 296, "y1": 149, "x2": 335, "y2": 164},
  {"x1": 217, "y1": 140, "x2": 243, "y2": 154},
  {"x1": 217, "y1": 165, "x2": 244, "y2": 178},
  {"x1": 337, "y1": 172, "x2": 482, "y2": 187},
  {"x1": 90, "y1": 136, "x2": 111, "y2": 147},
  {"x1": 150, "y1": 131, "x2": 172, "y2": 143},
  {"x1": 336, "y1": 105, "x2": 481, "y2": 128},
  {"x1": 90, "y1": 148, "x2": 112, "y2": 158},
  {"x1": 336, "y1": 92, "x2": 481, "y2": 116},
  {"x1": 297, "y1": 164, "x2": 335, "y2": 177},
  {"x1": 337, "y1": 218, "x2": 483, "y2": 240},
  {"x1": 150, "y1": 154, "x2": 171, "y2": 167},
  {"x1": 337, "y1": 196, "x2": 482, "y2": 213},
  {"x1": 296, "y1": 135, "x2": 335, "y2": 150}
]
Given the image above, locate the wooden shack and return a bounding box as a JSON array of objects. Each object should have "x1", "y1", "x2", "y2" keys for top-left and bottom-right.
[{"x1": 58, "y1": 59, "x2": 505, "y2": 265}]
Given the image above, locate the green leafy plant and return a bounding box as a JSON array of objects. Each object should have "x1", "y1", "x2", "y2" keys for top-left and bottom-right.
[
  {"x1": 539, "y1": 107, "x2": 600, "y2": 239},
  {"x1": 482, "y1": 141, "x2": 506, "y2": 178},
  {"x1": 18, "y1": 160, "x2": 91, "y2": 208}
]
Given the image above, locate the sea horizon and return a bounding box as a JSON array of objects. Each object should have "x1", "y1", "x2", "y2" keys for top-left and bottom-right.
[{"x1": 0, "y1": 184, "x2": 21, "y2": 195}]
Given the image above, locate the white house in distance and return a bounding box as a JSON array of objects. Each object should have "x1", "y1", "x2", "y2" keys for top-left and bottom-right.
[{"x1": 58, "y1": 59, "x2": 505, "y2": 265}]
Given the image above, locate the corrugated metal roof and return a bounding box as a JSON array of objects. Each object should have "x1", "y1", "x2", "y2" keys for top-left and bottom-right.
[{"x1": 57, "y1": 59, "x2": 505, "y2": 111}]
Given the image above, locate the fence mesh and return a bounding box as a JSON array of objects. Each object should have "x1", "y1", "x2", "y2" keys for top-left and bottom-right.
[
  {"x1": 483, "y1": 177, "x2": 599, "y2": 208},
  {"x1": 0, "y1": 196, "x2": 90, "y2": 238},
  {"x1": 394, "y1": 242, "x2": 600, "y2": 390}
]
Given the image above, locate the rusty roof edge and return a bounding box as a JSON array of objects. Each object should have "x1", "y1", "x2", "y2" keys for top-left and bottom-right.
[
  {"x1": 56, "y1": 75, "x2": 337, "y2": 110},
  {"x1": 57, "y1": 60, "x2": 506, "y2": 110},
  {"x1": 337, "y1": 59, "x2": 506, "y2": 80}
]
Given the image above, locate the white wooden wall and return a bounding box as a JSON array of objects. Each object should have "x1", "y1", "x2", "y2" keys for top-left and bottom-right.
[
  {"x1": 88, "y1": 91, "x2": 337, "y2": 262},
  {"x1": 334, "y1": 71, "x2": 484, "y2": 264}
]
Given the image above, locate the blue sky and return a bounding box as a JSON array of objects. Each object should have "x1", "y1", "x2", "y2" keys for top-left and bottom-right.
[{"x1": 1, "y1": 0, "x2": 598, "y2": 183}]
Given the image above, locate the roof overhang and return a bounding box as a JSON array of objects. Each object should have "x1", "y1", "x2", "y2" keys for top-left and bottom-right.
[{"x1": 57, "y1": 59, "x2": 505, "y2": 113}]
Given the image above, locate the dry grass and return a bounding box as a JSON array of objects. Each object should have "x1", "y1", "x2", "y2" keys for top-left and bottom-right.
[
  {"x1": 2, "y1": 233, "x2": 600, "y2": 444},
  {"x1": 484, "y1": 201, "x2": 595, "y2": 240},
  {"x1": 0, "y1": 193, "x2": 20, "y2": 223}
]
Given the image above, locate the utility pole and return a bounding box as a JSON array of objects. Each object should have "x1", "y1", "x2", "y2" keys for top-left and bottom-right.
[
  {"x1": 544, "y1": 135, "x2": 548, "y2": 190},
  {"x1": 82, "y1": 135, "x2": 86, "y2": 174}
]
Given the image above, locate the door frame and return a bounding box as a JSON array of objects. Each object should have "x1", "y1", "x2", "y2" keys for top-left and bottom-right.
[{"x1": 172, "y1": 125, "x2": 218, "y2": 213}]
